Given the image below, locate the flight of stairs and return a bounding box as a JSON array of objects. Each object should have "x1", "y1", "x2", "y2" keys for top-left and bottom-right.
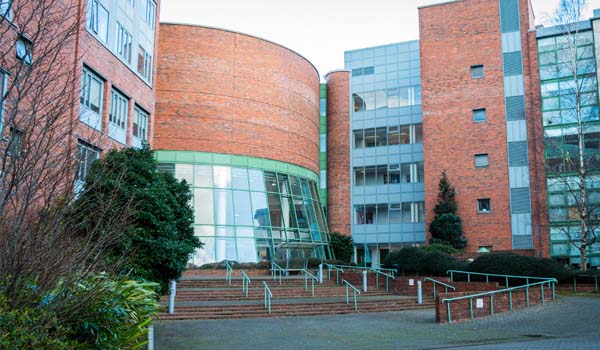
[{"x1": 157, "y1": 272, "x2": 435, "y2": 320}]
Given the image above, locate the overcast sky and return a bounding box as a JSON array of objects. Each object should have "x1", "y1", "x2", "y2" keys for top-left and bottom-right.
[{"x1": 160, "y1": 0, "x2": 600, "y2": 80}]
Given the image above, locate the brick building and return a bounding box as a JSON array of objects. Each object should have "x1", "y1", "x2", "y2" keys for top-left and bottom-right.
[{"x1": 3, "y1": 0, "x2": 599, "y2": 267}]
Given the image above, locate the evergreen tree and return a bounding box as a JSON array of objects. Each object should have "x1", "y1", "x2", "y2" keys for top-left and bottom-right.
[
  {"x1": 429, "y1": 171, "x2": 466, "y2": 249},
  {"x1": 73, "y1": 145, "x2": 202, "y2": 292}
]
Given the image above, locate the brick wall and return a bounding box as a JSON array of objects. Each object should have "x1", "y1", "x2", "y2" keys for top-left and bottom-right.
[
  {"x1": 325, "y1": 71, "x2": 351, "y2": 236},
  {"x1": 154, "y1": 24, "x2": 321, "y2": 174},
  {"x1": 436, "y1": 285, "x2": 554, "y2": 323},
  {"x1": 419, "y1": 0, "x2": 548, "y2": 256}
]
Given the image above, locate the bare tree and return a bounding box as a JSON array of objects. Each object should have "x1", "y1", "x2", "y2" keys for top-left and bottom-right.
[
  {"x1": 0, "y1": 0, "x2": 132, "y2": 306},
  {"x1": 543, "y1": 0, "x2": 599, "y2": 271}
]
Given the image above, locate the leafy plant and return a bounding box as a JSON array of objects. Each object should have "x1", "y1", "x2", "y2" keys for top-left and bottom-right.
[
  {"x1": 73, "y1": 145, "x2": 203, "y2": 293},
  {"x1": 329, "y1": 232, "x2": 354, "y2": 263}
]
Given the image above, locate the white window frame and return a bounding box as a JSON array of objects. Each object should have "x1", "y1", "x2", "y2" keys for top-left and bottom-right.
[
  {"x1": 141, "y1": 0, "x2": 156, "y2": 29},
  {"x1": 137, "y1": 45, "x2": 153, "y2": 82},
  {"x1": 80, "y1": 67, "x2": 104, "y2": 130},
  {"x1": 75, "y1": 141, "x2": 100, "y2": 191},
  {"x1": 16, "y1": 37, "x2": 32, "y2": 65},
  {"x1": 109, "y1": 89, "x2": 128, "y2": 129},
  {"x1": 133, "y1": 105, "x2": 148, "y2": 142},
  {"x1": 87, "y1": 0, "x2": 109, "y2": 43},
  {"x1": 116, "y1": 22, "x2": 132, "y2": 64},
  {"x1": 0, "y1": 0, "x2": 12, "y2": 20},
  {"x1": 477, "y1": 198, "x2": 491, "y2": 213},
  {"x1": 474, "y1": 153, "x2": 489, "y2": 168}
]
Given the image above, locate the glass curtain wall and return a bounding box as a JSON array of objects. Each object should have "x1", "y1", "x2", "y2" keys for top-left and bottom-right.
[{"x1": 160, "y1": 163, "x2": 331, "y2": 266}]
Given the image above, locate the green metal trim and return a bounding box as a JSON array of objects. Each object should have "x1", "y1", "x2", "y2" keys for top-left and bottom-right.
[{"x1": 154, "y1": 150, "x2": 319, "y2": 183}]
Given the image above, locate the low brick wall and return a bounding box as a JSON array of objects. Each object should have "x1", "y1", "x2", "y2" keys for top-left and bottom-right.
[{"x1": 436, "y1": 285, "x2": 554, "y2": 323}]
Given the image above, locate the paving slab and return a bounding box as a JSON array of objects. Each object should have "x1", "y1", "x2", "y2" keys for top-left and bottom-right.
[{"x1": 154, "y1": 296, "x2": 600, "y2": 350}]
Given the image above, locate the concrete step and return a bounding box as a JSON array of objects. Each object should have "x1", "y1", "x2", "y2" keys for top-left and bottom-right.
[
  {"x1": 156, "y1": 299, "x2": 435, "y2": 320},
  {"x1": 162, "y1": 289, "x2": 391, "y2": 302}
]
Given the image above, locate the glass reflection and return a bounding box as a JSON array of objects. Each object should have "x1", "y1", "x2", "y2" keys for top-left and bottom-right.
[{"x1": 170, "y1": 162, "x2": 330, "y2": 264}]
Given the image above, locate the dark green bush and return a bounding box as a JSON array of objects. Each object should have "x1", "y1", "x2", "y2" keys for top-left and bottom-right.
[
  {"x1": 383, "y1": 247, "x2": 464, "y2": 276},
  {"x1": 468, "y1": 253, "x2": 571, "y2": 281},
  {"x1": 419, "y1": 252, "x2": 466, "y2": 275},
  {"x1": 421, "y1": 242, "x2": 460, "y2": 255},
  {"x1": 383, "y1": 247, "x2": 425, "y2": 273},
  {"x1": 329, "y1": 232, "x2": 354, "y2": 263}
]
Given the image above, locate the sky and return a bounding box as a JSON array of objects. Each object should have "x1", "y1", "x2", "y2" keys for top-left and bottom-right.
[{"x1": 160, "y1": 0, "x2": 600, "y2": 80}]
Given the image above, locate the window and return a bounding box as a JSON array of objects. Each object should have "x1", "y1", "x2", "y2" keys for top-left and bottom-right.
[
  {"x1": 320, "y1": 134, "x2": 326, "y2": 152},
  {"x1": 76, "y1": 140, "x2": 100, "y2": 183},
  {"x1": 0, "y1": 70, "x2": 6, "y2": 131},
  {"x1": 116, "y1": 23, "x2": 132, "y2": 64},
  {"x1": 354, "y1": 129, "x2": 364, "y2": 148},
  {"x1": 473, "y1": 108, "x2": 486, "y2": 122},
  {"x1": 1, "y1": 0, "x2": 12, "y2": 20},
  {"x1": 471, "y1": 65, "x2": 484, "y2": 78},
  {"x1": 133, "y1": 106, "x2": 149, "y2": 141},
  {"x1": 320, "y1": 170, "x2": 326, "y2": 189},
  {"x1": 80, "y1": 68, "x2": 104, "y2": 127},
  {"x1": 87, "y1": 0, "x2": 109, "y2": 43},
  {"x1": 320, "y1": 97, "x2": 326, "y2": 116},
  {"x1": 141, "y1": 0, "x2": 156, "y2": 29},
  {"x1": 16, "y1": 37, "x2": 32, "y2": 65},
  {"x1": 477, "y1": 198, "x2": 491, "y2": 213},
  {"x1": 109, "y1": 89, "x2": 128, "y2": 129},
  {"x1": 475, "y1": 154, "x2": 489, "y2": 168},
  {"x1": 137, "y1": 45, "x2": 152, "y2": 82},
  {"x1": 351, "y1": 66, "x2": 374, "y2": 76},
  {"x1": 355, "y1": 124, "x2": 423, "y2": 149},
  {"x1": 7, "y1": 127, "x2": 23, "y2": 158}
]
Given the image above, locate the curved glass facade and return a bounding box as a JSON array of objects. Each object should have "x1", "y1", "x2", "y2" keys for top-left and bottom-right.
[{"x1": 155, "y1": 151, "x2": 331, "y2": 265}]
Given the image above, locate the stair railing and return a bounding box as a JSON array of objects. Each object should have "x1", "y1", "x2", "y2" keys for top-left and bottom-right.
[
  {"x1": 301, "y1": 269, "x2": 318, "y2": 297},
  {"x1": 424, "y1": 277, "x2": 456, "y2": 299},
  {"x1": 241, "y1": 270, "x2": 251, "y2": 299},
  {"x1": 224, "y1": 261, "x2": 233, "y2": 286},
  {"x1": 374, "y1": 270, "x2": 395, "y2": 293},
  {"x1": 441, "y1": 278, "x2": 557, "y2": 323},
  {"x1": 322, "y1": 263, "x2": 344, "y2": 284},
  {"x1": 342, "y1": 279, "x2": 361, "y2": 311},
  {"x1": 271, "y1": 261, "x2": 285, "y2": 286},
  {"x1": 262, "y1": 281, "x2": 272, "y2": 315}
]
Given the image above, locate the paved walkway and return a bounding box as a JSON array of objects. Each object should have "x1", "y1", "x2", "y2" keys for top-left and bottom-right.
[{"x1": 154, "y1": 296, "x2": 600, "y2": 350}]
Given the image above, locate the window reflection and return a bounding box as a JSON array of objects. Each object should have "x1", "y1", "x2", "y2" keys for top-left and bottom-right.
[{"x1": 169, "y1": 162, "x2": 329, "y2": 264}]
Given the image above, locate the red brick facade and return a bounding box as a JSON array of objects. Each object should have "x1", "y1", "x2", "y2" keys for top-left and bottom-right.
[
  {"x1": 154, "y1": 24, "x2": 321, "y2": 174},
  {"x1": 325, "y1": 71, "x2": 351, "y2": 236},
  {"x1": 419, "y1": 0, "x2": 549, "y2": 256}
]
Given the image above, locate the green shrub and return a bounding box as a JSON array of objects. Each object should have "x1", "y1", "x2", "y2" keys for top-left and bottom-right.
[
  {"x1": 329, "y1": 232, "x2": 354, "y2": 263},
  {"x1": 419, "y1": 252, "x2": 465, "y2": 275},
  {"x1": 383, "y1": 247, "x2": 425, "y2": 273},
  {"x1": 468, "y1": 253, "x2": 571, "y2": 281},
  {"x1": 0, "y1": 276, "x2": 160, "y2": 350},
  {"x1": 0, "y1": 293, "x2": 76, "y2": 350},
  {"x1": 420, "y1": 242, "x2": 460, "y2": 255}
]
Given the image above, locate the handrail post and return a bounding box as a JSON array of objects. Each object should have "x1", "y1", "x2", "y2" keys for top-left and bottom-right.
[
  {"x1": 433, "y1": 283, "x2": 437, "y2": 299},
  {"x1": 362, "y1": 270, "x2": 368, "y2": 292},
  {"x1": 469, "y1": 298, "x2": 474, "y2": 319},
  {"x1": 449, "y1": 271, "x2": 454, "y2": 282},
  {"x1": 346, "y1": 284, "x2": 349, "y2": 304},
  {"x1": 353, "y1": 290, "x2": 358, "y2": 311},
  {"x1": 526, "y1": 285, "x2": 530, "y2": 306},
  {"x1": 552, "y1": 282, "x2": 556, "y2": 300},
  {"x1": 595, "y1": 276, "x2": 598, "y2": 294},
  {"x1": 509, "y1": 290, "x2": 513, "y2": 310},
  {"x1": 573, "y1": 275, "x2": 577, "y2": 292},
  {"x1": 318, "y1": 264, "x2": 323, "y2": 284},
  {"x1": 505, "y1": 276, "x2": 509, "y2": 287},
  {"x1": 541, "y1": 284, "x2": 545, "y2": 303},
  {"x1": 467, "y1": 272, "x2": 471, "y2": 283},
  {"x1": 447, "y1": 302, "x2": 451, "y2": 323},
  {"x1": 417, "y1": 281, "x2": 422, "y2": 304},
  {"x1": 168, "y1": 280, "x2": 177, "y2": 315},
  {"x1": 490, "y1": 295, "x2": 494, "y2": 316}
]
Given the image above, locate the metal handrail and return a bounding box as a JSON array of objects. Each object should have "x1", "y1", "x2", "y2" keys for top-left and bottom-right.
[
  {"x1": 424, "y1": 277, "x2": 456, "y2": 299},
  {"x1": 441, "y1": 278, "x2": 558, "y2": 323},
  {"x1": 342, "y1": 279, "x2": 361, "y2": 311},
  {"x1": 326, "y1": 264, "x2": 395, "y2": 277},
  {"x1": 224, "y1": 261, "x2": 233, "y2": 286},
  {"x1": 374, "y1": 270, "x2": 395, "y2": 293},
  {"x1": 241, "y1": 270, "x2": 251, "y2": 299},
  {"x1": 301, "y1": 269, "x2": 318, "y2": 297},
  {"x1": 447, "y1": 269, "x2": 555, "y2": 287},
  {"x1": 271, "y1": 262, "x2": 285, "y2": 285},
  {"x1": 322, "y1": 263, "x2": 344, "y2": 284},
  {"x1": 262, "y1": 281, "x2": 272, "y2": 315}
]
